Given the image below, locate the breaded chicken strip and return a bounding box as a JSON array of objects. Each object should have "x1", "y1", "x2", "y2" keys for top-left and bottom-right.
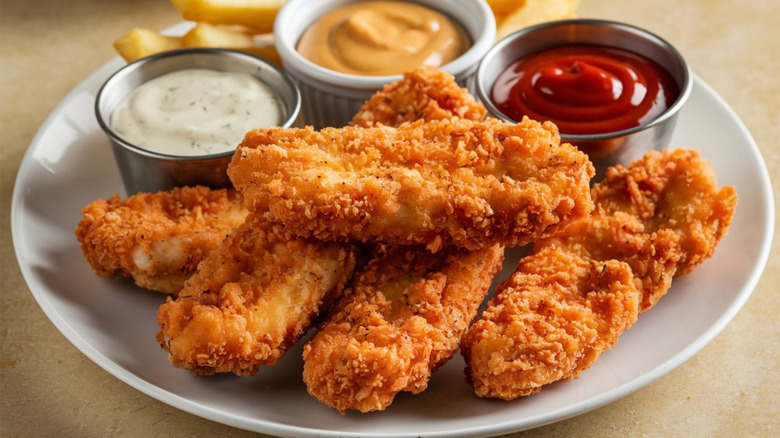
[
  {"x1": 229, "y1": 117, "x2": 594, "y2": 252},
  {"x1": 303, "y1": 243, "x2": 504, "y2": 413},
  {"x1": 461, "y1": 149, "x2": 737, "y2": 399},
  {"x1": 301, "y1": 68, "x2": 502, "y2": 413},
  {"x1": 590, "y1": 150, "x2": 738, "y2": 284},
  {"x1": 156, "y1": 214, "x2": 356, "y2": 376},
  {"x1": 75, "y1": 186, "x2": 248, "y2": 294},
  {"x1": 350, "y1": 66, "x2": 486, "y2": 127}
]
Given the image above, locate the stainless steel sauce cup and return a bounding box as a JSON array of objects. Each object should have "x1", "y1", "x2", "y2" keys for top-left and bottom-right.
[
  {"x1": 476, "y1": 19, "x2": 693, "y2": 180},
  {"x1": 95, "y1": 48, "x2": 301, "y2": 194}
]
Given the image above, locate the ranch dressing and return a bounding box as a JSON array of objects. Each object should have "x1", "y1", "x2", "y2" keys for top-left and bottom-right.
[{"x1": 110, "y1": 68, "x2": 283, "y2": 156}]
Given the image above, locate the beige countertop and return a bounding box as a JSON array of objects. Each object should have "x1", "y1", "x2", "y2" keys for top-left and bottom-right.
[{"x1": 1, "y1": 0, "x2": 778, "y2": 436}]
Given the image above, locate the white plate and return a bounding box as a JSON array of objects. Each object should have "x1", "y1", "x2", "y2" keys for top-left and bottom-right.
[{"x1": 11, "y1": 52, "x2": 773, "y2": 437}]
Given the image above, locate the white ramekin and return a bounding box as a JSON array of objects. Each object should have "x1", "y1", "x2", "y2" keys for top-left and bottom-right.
[{"x1": 274, "y1": 0, "x2": 496, "y2": 128}]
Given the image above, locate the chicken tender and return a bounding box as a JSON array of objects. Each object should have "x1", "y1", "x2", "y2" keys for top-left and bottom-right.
[
  {"x1": 591, "y1": 149, "x2": 738, "y2": 281},
  {"x1": 300, "y1": 68, "x2": 504, "y2": 413},
  {"x1": 156, "y1": 214, "x2": 356, "y2": 376},
  {"x1": 350, "y1": 66, "x2": 486, "y2": 127},
  {"x1": 461, "y1": 149, "x2": 737, "y2": 399},
  {"x1": 303, "y1": 243, "x2": 504, "y2": 413},
  {"x1": 229, "y1": 117, "x2": 594, "y2": 251},
  {"x1": 75, "y1": 186, "x2": 248, "y2": 294}
]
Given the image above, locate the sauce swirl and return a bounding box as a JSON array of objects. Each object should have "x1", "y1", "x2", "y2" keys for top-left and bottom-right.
[
  {"x1": 296, "y1": 1, "x2": 469, "y2": 76},
  {"x1": 491, "y1": 44, "x2": 679, "y2": 135},
  {"x1": 110, "y1": 68, "x2": 283, "y2": 156}
]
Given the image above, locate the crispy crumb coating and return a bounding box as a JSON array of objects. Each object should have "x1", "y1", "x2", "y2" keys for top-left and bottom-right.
[
  {"x1": 350, "y1": 66, "x2": 487, "y2": 127},
  {"x1": 461, "y1": 149, "x2": 737, "y2": 400},
  {"x1": 229, "y1": 117, "x2": 594, "y2": 251},
  {"x1": 156, "y1": 214, "x2": 356, "y2": 376},
  {"x1": 303, "y1": 244, "x2": 504, "y2": 413},
  {"x1": 464, "y1": 246, "x2": 641, "y2": 399},
  {"x1": 74, "y1": 186, "x2": 248, "y2": 294},
  {"x1": 591, "y1": 149, "x2": 738, "y2": 281}
]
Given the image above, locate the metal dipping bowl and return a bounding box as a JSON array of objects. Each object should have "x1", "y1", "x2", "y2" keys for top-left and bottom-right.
[
  {"x1": 476, "y1": 19, "x2": 693, "y2": 180},
  {"x1": 274, "y1": 0, "x2": 496, "y2": 128},
  {"x1": 95, "y1": 48, "x2": 301, "y2": 195}
]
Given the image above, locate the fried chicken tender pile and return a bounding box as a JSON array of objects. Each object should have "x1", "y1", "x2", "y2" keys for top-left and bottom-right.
[
  {"x1": 75, "y1": 186, "x2": 248, "y2": 294},
  {"x1": 74, "y1": 65, "x2": 736, "y2": 415},
  {"x1": 303, "y1": 244, "x2": 504, "y2": 413},
  {"x1": 156, "y1": 214, "x2": 356, "y2": 376},
  {"x1": 461, "y1": 149, "x2": 737, "y2": 400},
  {"x1": 229, "y1": 117, "x2": 595, "y2": 252}
]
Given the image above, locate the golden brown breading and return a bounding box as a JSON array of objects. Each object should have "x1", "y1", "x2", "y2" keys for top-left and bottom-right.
[
  {"x1": 303, "y1": 244, "x2": 504, "y2": 413},
  {"x1": 463, "y1": 245, "x2": 641, "y2": 399},
  {"x1": 75, "y1": 186, "x2": 248, "y2": 294},
  {"x1": 461, "y1": 149, "x2": 737, "y2": 400},
  {"x1": 156, "y1": 214, "x2": 356, "y2": 376},
  {"x1": 300, "y1": 68, "x2": 502, "y2": 413},
  {"x1": 229, "y1": 117, "x2": 594, "y2": 252},
  {"x1": 350, "y1": 66, "x2": 486, "y2": 127},
  {"x1": 591, "y1": 149, "x2": 738, "y2": 281}
]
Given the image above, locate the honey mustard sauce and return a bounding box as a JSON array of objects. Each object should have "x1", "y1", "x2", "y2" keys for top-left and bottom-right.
[{"x1": 296, "y1": 1, "x2": 469, "y2": 76}]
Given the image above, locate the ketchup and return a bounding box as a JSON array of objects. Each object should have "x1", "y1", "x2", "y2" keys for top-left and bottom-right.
[{"x1": 491, "y1": 44, "x2": 679, "y2": 135}]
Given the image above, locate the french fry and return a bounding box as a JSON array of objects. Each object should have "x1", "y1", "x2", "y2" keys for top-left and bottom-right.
[
  {"x1": 238, "y1": 44, "x2": 282, "y2": 66},
  {"x1": 486, "y1": 0, "x2": 528, "y2": 19},
  {"x1": 182, "y1": 22, "x2": 255, "y2": 47},
  {"x1": 181, "y1": 23, "x2": 281, "y2": 65},
  {"x1": 113, "y1": 28, "x2": 182, "y2": 62},
  {"x1": 170, "y1": 0, "x2": 286, "y2": 34},
  {"x1": 495, "y1": 0, "x2": 579, "y2": 41}
]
